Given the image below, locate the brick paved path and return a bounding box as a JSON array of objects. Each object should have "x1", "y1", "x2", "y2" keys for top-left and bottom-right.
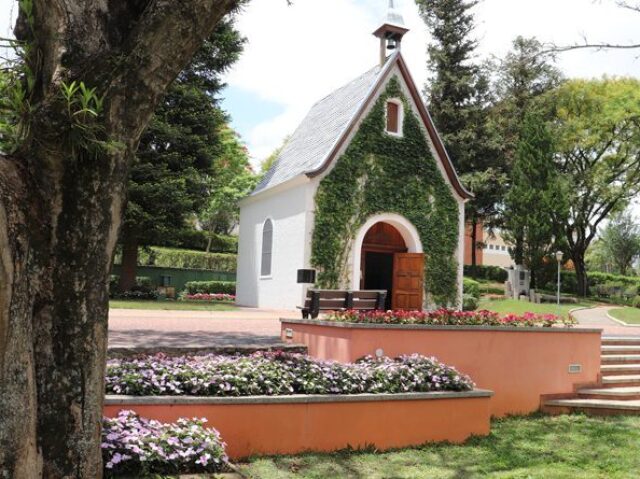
[{"x1": 108, "y1": 308, "x2": 292, "y2": 349}]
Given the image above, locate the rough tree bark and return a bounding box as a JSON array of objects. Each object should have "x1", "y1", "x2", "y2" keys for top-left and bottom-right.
[{"x1": 0, "y1": 1, "x2": 240, "y2": 477}]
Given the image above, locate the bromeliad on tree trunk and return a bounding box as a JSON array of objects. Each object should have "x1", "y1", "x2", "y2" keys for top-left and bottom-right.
[{"x1": 0, "y1": 1, "x2": 243, "y2": 477}]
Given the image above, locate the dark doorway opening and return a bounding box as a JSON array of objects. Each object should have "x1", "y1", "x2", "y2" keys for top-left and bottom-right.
[{"x1": 363, "y1": 252, "x2": 394, "y2": 309}]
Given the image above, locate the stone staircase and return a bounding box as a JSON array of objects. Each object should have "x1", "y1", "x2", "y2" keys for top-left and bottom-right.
[{"x1": 543, "y1": 336, "x2": 640, "y2": 415}]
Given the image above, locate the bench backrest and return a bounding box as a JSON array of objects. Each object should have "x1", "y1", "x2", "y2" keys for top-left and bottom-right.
[{"x1": 302, "y1": 289, "x2": 387, "y2": 318}]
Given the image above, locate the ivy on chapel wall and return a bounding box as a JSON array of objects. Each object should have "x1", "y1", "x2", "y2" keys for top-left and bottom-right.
[{"x1": 310, "y1": 76, "x2": 460, "y2": 305}]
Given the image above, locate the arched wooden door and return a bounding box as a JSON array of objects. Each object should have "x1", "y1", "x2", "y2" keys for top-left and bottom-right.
[{"x1": 360, "y1": 222, "x2": 424, "y2": 310}]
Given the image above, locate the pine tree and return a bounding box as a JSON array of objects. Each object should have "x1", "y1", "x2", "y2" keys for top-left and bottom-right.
[
  {"x1": 503, "y1": 112, "x2": 568, "y2": 288},
  {"x1": 417, "y1": 0, "x2": 504, "y2": 273},
  {"x1": 118, "y1": 17, "x2": 245, "y2": 291}
]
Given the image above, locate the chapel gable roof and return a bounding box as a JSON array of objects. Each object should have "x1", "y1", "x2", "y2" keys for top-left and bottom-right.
[{"x1": 252, "y1": 52, "x2": 472, "y2": 200}]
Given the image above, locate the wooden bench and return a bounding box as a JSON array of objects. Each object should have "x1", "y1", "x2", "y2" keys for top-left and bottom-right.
[{"x1": 299, "y1": 289, "x2": 387, "y2": 319}]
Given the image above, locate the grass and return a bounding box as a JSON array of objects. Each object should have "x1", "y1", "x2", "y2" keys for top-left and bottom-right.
[
  {"x1": 109, "y1": 300, "x2": 238, "y2": 311},
  {"x1": 241, "y1": 414, "x2": 640, "y2": 478},
  {"x1": 608, "y1": 307, "x2": 640, "y2": 325},
  {"x1": 478, "y1": 298, "x2": 593, "y2": 319}
]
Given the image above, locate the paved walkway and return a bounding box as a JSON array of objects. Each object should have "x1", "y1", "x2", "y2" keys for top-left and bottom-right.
[
  {"x1": 108, "y1": 305, "x2": 640, "y2": 351},
  {"x1": 573, "y1": 306, "x2": 640, "y2": 337},
  {"x1": 108, "y1": 308, "x2": 289, "y2": 349}
]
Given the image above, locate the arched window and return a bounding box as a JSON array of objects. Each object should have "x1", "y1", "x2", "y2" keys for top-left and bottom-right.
[
  {"x1": 385, "y1": 99, "x2": 403, "y2": 136},
  {"x1": 261, "y1": 219, "x2": 273, "y2": 276}
]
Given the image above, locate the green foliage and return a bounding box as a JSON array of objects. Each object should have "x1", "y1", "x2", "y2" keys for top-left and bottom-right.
[
  {"x1": 260, "y1": 135, "x2": 289, "y2": 175},
  {"x1": 599, "y1": 209, "x2": 640, "y2": 276},
  {"x1": 502, "y1": 111, "x2": 568, "y2": 287},
  {"x1": 184, "y1": 281, "x2": 236, "y2": 295},
  {"x1": 140, "y1": 247, "x2": 236, "y2": 272},
  {"x1": 463, "y1": 278, "x2": 480, "y2": 299},
  {"x1": 417, "y1": 0, "x2": 505, "y2": 266},
  {"x1": 121, "y1": 16, "x2": 246, "y2": 256},
  {"x1": 462, "y1": 293, "x2": 479, "y2": 311},
  {"x1": 463, "y1": 265, "x2": 508, "y2": 282},
  {"x1": 311, "y1": 78, "x2": 460, "y2": 305},
  {"x1": 545, "y1": 77, "x2": 640, "y2": 295},
  {"x1": 200, "y1": 126, "x2": 257, "y2": 239},
  {"x1": 632, "y1": 296, "x2": 640, "y2": 309},
  {"x1": 152, "y1": 230, "x2": 238, "y2": 253}
]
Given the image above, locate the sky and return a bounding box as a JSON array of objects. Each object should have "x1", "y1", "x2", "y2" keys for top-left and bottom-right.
[{"x1": 1, "y1": 0, "x2": 639, "y2": 168}]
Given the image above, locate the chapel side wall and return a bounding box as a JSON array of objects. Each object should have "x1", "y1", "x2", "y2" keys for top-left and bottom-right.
[{"x1": 236, "y1": 182, "x2": 311, "y2": 309}]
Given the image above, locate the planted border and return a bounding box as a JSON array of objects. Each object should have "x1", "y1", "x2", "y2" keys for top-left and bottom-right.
[
  {"x1": 325, "y1": 309, "x2": 576, "y2": 327},
  {"x1": 105, "y1": 352, "x2": 474, "y2": 397}
]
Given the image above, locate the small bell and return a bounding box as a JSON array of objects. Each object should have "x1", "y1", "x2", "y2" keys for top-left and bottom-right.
[{"x1": 387, "y1": 37, "x2": 397, "y2": 50}]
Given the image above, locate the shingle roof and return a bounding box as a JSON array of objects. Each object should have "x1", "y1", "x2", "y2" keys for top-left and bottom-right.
[{"x1": 252, "y1": 62, "x2": 384, "y2": 194}]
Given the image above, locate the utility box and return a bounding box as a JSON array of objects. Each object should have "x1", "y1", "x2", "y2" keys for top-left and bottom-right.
[{"x1": 505, "y1": 265, "x2": 531, "y2": 300}]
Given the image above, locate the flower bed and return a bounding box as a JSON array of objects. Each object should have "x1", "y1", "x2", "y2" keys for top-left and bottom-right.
[
  {"x1": 102, "y1": 410, "x2": 227, "y2": 477},
  {"x1": 105, "y1": 352, "x2": 474, "y2": 396},
  {"x1": 327, "y1": 309, "x2": 576, "y2": 327},
  {"x1": 181, "y1": 293, "x2": 235, "y2": 302}
]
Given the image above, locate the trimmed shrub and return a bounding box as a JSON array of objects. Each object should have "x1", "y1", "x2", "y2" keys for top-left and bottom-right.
[
  {"x1": 462, "y1": 294, "x2": 479, "y2": 311},
  {"x1": 109, "y1": 276, "x2": 158, "y2": 300},
  {"x1": 463, "y1": 265, "x2": 508, "y2": 282},
  {"x1": 327, "y1": 309, "x2": 575, "y2": 327},
  {"x1": 105, "y1": 352, "x2": 474, "y2": 396},
  {"x1": 185, "y1": 280, "x2": 236, "y2": 295},
  {"x1": 182, "y1": 293, "x2": 235, "y2": 302},
  {"x1": 147, "y1": 248, "x2": 236, "y2": 272},
  {"x1": 152, "y1": 229, "x2": 238, "y2": 253},
  {"x1": 102, "y1": 410, "x2": 227, "y2": 477},
  {"x1": 463, "y1": 278, "x2": 481, "y2": 299},
  {"x1": 480, "y1": 285, "x2": 504, "y2": 295},
  {"x1": 632, "y1": 296, "x2": 640, "y2": 309}
]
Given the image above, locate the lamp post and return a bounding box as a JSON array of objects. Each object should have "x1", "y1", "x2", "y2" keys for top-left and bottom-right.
[{"x1": 555, "y1": 251, "x2": 564, "y2": 306}]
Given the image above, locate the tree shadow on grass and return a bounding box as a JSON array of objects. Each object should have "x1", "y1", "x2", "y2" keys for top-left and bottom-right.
[{"x1": 242, "y1": 414, "x2": 640, "y2": 479}]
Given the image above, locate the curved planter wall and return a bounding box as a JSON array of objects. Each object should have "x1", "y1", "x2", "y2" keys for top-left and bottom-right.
[
  {"x1": 280, "y1": 319, "x2": 602, "y2": 417},
  {"x1": 104, "y1": 390, "x2": 492, "y2": 459}
]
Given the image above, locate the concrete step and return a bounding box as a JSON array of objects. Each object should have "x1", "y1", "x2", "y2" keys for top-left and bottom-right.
[
  {"x1": 600, "y1": 375, "x2": 640, "y2": 386},
  {"x1": 577, "y1": 386, "x2": 640, "y2": 400},
  {"x1": 602, "y1": 345, "x2": 640, "y2": 355},
  {"x1": 601, "y1": 364, "x2": 640, "y2": 375},
  {"x1": 544, "y1": 398, "x2": 640, "y2": 415},
  {"x1": 602, "y1": 336, "x2": 640, "y2": 346},
  {"x1": 601, "y1": 354, "x2": 640, "y2": 364}
]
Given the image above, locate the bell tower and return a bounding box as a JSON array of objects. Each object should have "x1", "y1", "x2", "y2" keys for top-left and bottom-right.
[{"x1": 373, "y1": 0, "x2": 409, "y2": 66}]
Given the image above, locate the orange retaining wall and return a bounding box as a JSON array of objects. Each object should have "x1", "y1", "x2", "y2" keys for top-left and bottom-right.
[
  {"x1": 281, "y1": 320, "x2": 602, "y2": 417},
  {"x1": 104, "y1": 391, "x2": 492, "y2": 459}
]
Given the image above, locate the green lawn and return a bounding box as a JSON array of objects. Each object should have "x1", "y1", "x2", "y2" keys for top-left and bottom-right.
[
  {"x1": 109, "y1": 300, "x2": 238, "y2": 311},
  {"x1": 478, "y1": 298, "x2": 592, "y2": 318},
  {"x1": 608, "y1": 307, "x2": 640, "y2": 325},
  {"x1": 241, "y1": 414, "x2": 640, "y2": 478}
]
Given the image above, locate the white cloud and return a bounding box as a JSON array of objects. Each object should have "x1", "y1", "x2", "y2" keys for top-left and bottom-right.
[{"x1": 227, "y1": 0, "x2": 640, "y2": 165}]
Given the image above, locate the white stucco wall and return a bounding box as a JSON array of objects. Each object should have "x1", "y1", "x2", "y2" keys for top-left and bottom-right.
[{"x1": 236, "y1": 180, "x2": 314, "y2": 309}]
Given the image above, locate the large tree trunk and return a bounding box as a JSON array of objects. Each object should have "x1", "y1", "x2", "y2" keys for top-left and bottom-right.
[
  {"x1": 0, "y1": 1, "x2": 239, "y2": 477},
  {"x1": 118, "y1": 227, "x2": 139, "y2": 292},
  {"x1": 574, "y1": 252, "x2": 589, "y2": 298}
]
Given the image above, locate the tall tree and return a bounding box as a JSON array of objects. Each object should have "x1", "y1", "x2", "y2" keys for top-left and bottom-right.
[
  {"x1": 416, "y1": 0, "x2": 504, "y2": 273},
  {"x1": 0, "y1": 1, "x2": 242, "y2": 476},
  {"x1": 118, "y1": 18, "x2": 244, "y2": 291},
  {"x1": 199, "y1": 125, "x2": 257, "y2": 247},
  {"x1": 492, "y1": 37, "x2": 562, "y2": 264},
  {"x1": 546, "y1": 78, "x2": 640, "y2": 296},
  {"x1": 600, "y1": 209, "x2": 640, "y2": 276},
  {"x1": 502, "y1": 112, "x2": 568, "y2": 288},
  {"x1": 416, "y1": 0, "x2": 479, "y2": 174}
]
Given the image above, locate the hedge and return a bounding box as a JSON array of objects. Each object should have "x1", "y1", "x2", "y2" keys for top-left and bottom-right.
[
  {"x1": 184, "y1": 280, "x2": 236, "y2": 295},
  {"x1": 546, "y1": 271, "x2": 640, "y2": 296},
  {"x1": 142, "y1": 247, "x2": 237, "y2": 272},
  {"x1": 154, "y1": 229, "x2": 238, "y2": 253},
  {"x1": 463, "y1": 265, "x2": 508, "y2": 282}
]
